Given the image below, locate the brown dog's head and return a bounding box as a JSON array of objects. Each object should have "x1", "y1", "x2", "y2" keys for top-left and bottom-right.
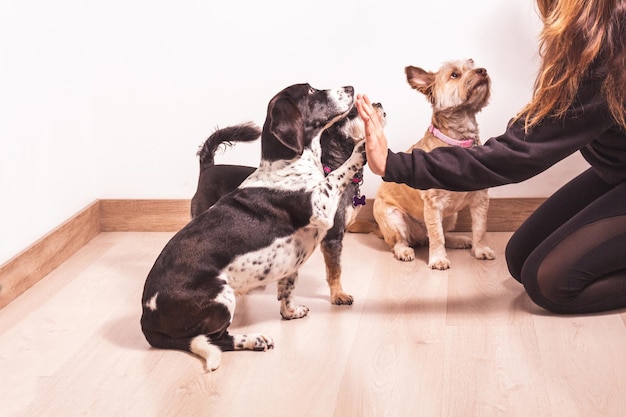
[
  {"x1": 405, "y1": 59, "x2": 491, "y2": 114},
  {"x1": 261, "y1": 83, "x2": 355, "y2": 162}
]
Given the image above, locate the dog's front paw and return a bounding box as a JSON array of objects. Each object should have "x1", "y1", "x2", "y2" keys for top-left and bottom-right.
[
  {"x1": 354, "y1": 139, "x2": 366, "y2": 155},
  {"x1": 280, "y1": 304, "x2": 310, "y2": 320},
  {"x1": 352, "y1": 140, "x2": 366, "y2": 164},
  {"x1": 393, "y1": 244, "x2": 415, "y2": 262},
  {"x1": 428, "y1": 256, "x2": 451, "y2": 270},
  {"x1": 472, "y1": 245, "x2": 496, "y2": 260},
  {"x1": 331, "y1": 290, "x2": 354, "y2": 305},
  {"x1": 358, "y1": 140, "x2": 367, "y2": 164}
]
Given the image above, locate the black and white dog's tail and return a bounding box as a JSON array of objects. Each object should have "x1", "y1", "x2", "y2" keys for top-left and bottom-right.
[{"x1": 197, "y1": 122, "x2": 261, "y2": 170}]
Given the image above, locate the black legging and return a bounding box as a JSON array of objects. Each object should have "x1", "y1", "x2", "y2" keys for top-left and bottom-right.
[{"x1": 505, "y1": 168, "x2": 626, "y2": 314}]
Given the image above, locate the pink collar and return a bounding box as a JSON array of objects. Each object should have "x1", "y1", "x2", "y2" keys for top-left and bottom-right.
[{"x1": 428, "y1": 125, "x2": 474, "y2": 148}]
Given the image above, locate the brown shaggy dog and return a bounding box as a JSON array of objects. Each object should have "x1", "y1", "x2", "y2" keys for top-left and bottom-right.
[{"x1": 350, "y1": 59, "x2": 496, "y2": 269}]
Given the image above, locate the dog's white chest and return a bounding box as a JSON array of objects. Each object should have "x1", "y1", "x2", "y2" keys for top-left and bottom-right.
[{"x1": 224, "y1": 227, "x2": 323, "y2": 294}]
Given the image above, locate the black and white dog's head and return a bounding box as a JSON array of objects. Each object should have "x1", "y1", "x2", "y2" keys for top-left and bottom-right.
[{"x1": 261, "y1": 83, "x2": 355, "y2": 162}]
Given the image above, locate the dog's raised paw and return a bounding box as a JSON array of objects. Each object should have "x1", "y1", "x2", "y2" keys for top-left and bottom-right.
[
  {"x1": 354, "y1": 139, "x2": 366, "y2": 154},
  {"x1": 352, "y1": 140, "x2": 366, "y2": 162}
]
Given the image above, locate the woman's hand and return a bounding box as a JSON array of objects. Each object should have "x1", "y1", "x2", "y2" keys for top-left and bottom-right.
[{"x1": 355, "y1": 94, "x2": 388, "y2": 176}]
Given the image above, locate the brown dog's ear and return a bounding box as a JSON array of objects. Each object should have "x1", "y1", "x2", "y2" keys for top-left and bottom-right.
[
  {"x1": 405, "y1": 66, "x2": 436, "y2": 102},
  {"x1": 263, "y1": 96, "x2": 305, "y2": 159}
]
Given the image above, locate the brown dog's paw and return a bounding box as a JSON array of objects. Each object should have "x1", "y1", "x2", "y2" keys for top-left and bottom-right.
[
  {"x1": 472, "y1": 245, "x2": 496, "y2": 260},
  {"x1": 393, "y1": 245, "x2": 415, "y2": 262},
  {"x1": 428, "y1": 256, "x2": 451, "y2": 270},
  {"x1": 331, "y1": 291, "x2": 354, "y2": 305}
]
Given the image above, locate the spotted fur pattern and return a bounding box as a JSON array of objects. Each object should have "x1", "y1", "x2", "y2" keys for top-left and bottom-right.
[
  {"x1": 190, "y1": 103, "x2": 386, "y2": 305},
  {"x1": 140, "y1": 83, "x2": 365, "y2": 372}
]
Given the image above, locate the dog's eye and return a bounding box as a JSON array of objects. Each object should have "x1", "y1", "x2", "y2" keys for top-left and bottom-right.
[
  {"x1": 450, "y1": 72, "x2": 459, "y2": 79},
  {"x1": 308, "y1": 87, "x2": 315, "y2": 95}
]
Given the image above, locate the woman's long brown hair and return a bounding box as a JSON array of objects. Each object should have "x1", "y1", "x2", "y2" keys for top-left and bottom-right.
[{"x1": 517, "y1": 0, "x2": 626, "y2": 131}]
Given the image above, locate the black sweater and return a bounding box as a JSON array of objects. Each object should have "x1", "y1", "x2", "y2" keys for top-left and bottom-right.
[{"x1": 383, "y1": 64, "x2": 626, "y2": 191}]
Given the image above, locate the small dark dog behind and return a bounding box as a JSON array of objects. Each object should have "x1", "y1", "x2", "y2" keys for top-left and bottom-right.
[
  {"x1": 190, "y1": 122, "x2": 260, "y2": 218},
  {"x1": 190, "y1": 104, "x2": 385, "y2": 305}
]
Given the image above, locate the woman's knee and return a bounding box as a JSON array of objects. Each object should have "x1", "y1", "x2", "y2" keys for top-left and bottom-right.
[
  {"x1": 520, "y1": 271, "x2": 578, "y2": 314},
  {"x1": 522, "y1": 282, "x2": 559, "y2": 312},
  {"x1": 504, "y1": 239, "x2": 524, "y2": 283}
]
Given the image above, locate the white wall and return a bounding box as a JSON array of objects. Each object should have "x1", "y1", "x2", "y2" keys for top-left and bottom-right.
[
  {"x1": 0, "y1": 0, "x2": 590, "y2": 265},
  {"x1": 0, "y1": 0, "x2": 96, "y2": 265}
]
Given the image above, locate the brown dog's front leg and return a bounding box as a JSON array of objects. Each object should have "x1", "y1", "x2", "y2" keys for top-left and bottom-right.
[
  {"x1": 469, "y1": 191, "x2": 496, "y2": 260},
  {"x1": 423, "y1": 199, "x2": 450, "y2": 270},
  {"x1": 320, "y1": 240, "x2": 353, "y2": 305}
]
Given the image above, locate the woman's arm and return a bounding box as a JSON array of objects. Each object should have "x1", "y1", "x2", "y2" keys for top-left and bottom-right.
[
  {"x1": 358, "y1": 76, "x2": 615, "y2": 191},
  {"x1": 355, "y1": 94, "x2": 388, "y2": 176}
]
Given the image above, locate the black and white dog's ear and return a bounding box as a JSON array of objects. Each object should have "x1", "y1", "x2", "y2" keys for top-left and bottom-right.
[{"x1": 263, "y1": 96, "x2": 305, "y2": 158}]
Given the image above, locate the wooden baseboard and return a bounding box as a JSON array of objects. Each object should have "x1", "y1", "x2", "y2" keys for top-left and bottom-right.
[
  {"x1": 100, "y1": 199, "x2": 191, "y2": 232},
  {"x1": 0, "y1": 201, "x2": 101, "y2": 309},
  {"x1": 98, "y1": 197, "x2": 545, "y2": 233},
  {"x1": 0, "y1": 197, "x2": 544, "y2": 309}
]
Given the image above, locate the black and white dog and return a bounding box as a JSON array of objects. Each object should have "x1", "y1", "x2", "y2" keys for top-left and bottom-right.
[
  {"x1": 190, "y1": 103, "x2": 385, "y2": 305},
  {"x1": 141, "y1": 83, "x2": 366, "y2": 371}
]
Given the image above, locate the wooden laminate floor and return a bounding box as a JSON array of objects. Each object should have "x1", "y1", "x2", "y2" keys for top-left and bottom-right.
[{"x1": 1, "y1": 232, "x2": 625, "y2": 417}]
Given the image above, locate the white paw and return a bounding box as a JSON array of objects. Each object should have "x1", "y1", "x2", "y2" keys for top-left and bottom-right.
[
  {"x1": 393, "y1": 245, "x2": 415, "y2": 262},
  {"x1": 472, "y1": 245, "x2": 496, "y2": 260},
  {"x1": 280, "y1": 305, "x2": 310, "y2": 320},
  {"x1": 353, "y1": 140, "x2": 366, "y2": 156},
  {"x1": 252, "y1": 334, "x2": 275, "y2": 351},
  {"x1": 235, "y1": 333, "x2": 275, "y2": 351},
  {"x1": 428, "y1": 256, "x2": 451, "y2": 270}
]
